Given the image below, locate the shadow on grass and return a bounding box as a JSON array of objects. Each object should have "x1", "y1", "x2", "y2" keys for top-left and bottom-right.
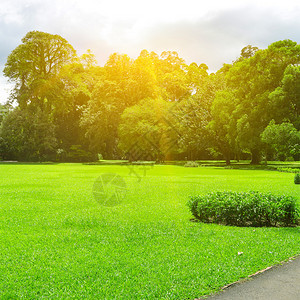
[{"x1": 0, "y1": 161, "x2": 59, "y2": 165}]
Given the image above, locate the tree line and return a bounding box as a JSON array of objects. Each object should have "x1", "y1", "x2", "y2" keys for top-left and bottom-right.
[{"x1": 1, "y1": 31, "x2": 300, "y2": 164}]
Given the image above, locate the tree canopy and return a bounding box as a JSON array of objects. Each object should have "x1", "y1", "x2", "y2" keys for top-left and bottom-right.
[{"x1": 1, "y1": 31, "x2": 300, "y2": 164}]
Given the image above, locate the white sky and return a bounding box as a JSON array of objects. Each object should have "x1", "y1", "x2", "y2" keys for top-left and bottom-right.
[{"x1": 1, "y1": 0, "x2": 300, "y2": 103}]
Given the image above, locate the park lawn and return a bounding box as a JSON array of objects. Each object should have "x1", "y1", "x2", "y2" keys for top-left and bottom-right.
[{"x1": 0, "y1": 163, "x2": 299, "y2": 299}]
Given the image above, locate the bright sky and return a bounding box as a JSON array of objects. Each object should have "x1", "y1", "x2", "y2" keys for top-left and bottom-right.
[{"x1": 1, "y1": 0, "x2": 300, "y2": 103}]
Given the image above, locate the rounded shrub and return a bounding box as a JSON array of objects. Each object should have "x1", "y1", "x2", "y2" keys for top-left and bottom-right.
[
  {"x1": 187, "y1": 191, "x2": 299, "y2": 227},
  {"x1": 294, "y1": 173, "x2": 300, "y2": 184}
]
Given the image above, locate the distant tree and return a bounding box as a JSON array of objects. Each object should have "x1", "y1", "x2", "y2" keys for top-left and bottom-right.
[
  {"x1": 175, "y1": 72, "x2": 222, "y2": 160},
  {"x1": 52, "y1": 62, "x2": 93, "y2": 156},
  {"x1": 269, "y1": 65, "x2": 300, "y2": 128},
  {"x1": 235, "y1": 45, "x2": 259, "y2": 62},
  {"x1": 227, "y1": 40, "x2": 300, "y2": 163},
  {"x1": 81, "y1": 80, "x2": 122, "y2": 159},
  {"x1": 261, "y1": 121, "x2": 300, "y2": 161},
  {"x1": 186, "y1": 62, "x2": 208, "y2": 93},
  {"x1": 118, "y1": 97, "x2": 178, "y2": 162},
  {"x1": 209, "y1": 89, "x2": 239, "y2": 165},
  {"x1": 0, "y1": 107, "x2": 57, "y2": 161},
  {"x1": 81, "y1": 52, "x2": 160, "y2": 158},
  {"x1": 3, "y1": 32, "x2": 97, "y2": 161},
  {"x1": 158, "y1": 51, "x2": 189, "y2": 101},
  {"x1": 3, "y1": 31, "x2": 76, "y2": 109}
]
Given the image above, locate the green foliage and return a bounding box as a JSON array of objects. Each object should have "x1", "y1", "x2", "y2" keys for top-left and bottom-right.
[
  {"x1": 0, "y1": 103, "x2": 11, "y2": 124},
  {"x1": 3, "y1": 33, "x2": 300, "y2": 164},
  {"x1": 3, "y1": 31, "x2": 93, "y2": 161},
  {"x1": 175, "y1": 73, "x2": 222, "y2": 160},
  {"x1": 81, "y1": 50, "x2": 192, "y2": 160},
  {"x1": 294, "y1": 173, "x2": 300, "y2": 184},
  {"x1": 188, "y1": 191, "x2": 299, "y2": 227},
  {"x1": 277, "y1": 167, "x2": 300, "y2": 173},
  {"x1": 261, "y1": 121, "x2": 300, "y2": 161},
  {"x1": 0, "y1": 107, "x2": 57, "y2": 161},
  {"x1": 184, "y1": 161, "x2": 199, "y2": 167},
  {"x1": 65, "y1": 145, "x2": 95, "y2": 162},
  {"x1": 235, "y1": 45, "x2": 259, "y2": 62},
  {"x1": 3, "y1": 31, "x2": 76, "y2": 108},
  {"x1": 269, "y1": 65, "x2": 300, "y2": 126},
  {"x1": 118, "y1": 97, "x2": 179, "y2": 161},
  {"x1": 225, "y1": 40, "x2": 300, "y2": 164},
  {"x1": 209, "y1": 88, "x2": 238, "y2": 164}
]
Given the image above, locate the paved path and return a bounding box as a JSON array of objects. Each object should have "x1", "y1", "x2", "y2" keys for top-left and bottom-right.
[{"x1": 205, "y1": 257, "x2": 300, "y2": 300}]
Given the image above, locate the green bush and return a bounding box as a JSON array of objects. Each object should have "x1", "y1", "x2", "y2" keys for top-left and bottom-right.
[
  {"x1": 187, "y1": 191, "x2": 299, "y2": 227},
  {"x1": 65, "y1": 145, "x2": 96, "y2": 162},
  {"x1": 184, "y1": 161, "x2": 199, "y2": 167},
  {"x1": 294, "y1": 173, "x2": 300, "y2": 184},
  {"x1": 277, "y1": 167, "x2": 300, "y2": 173}
]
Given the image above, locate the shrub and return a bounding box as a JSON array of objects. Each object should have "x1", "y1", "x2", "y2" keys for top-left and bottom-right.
[
  {"x1": 294, "y1": 173, "x2": 300, "y2": 184},
  {"x1": 187, "y1": 191, "x2": 299, "y2": 227},
  {"x1": 65, "y1": 145, "x2": 96, "y2": 162},
  {"x1": 277, "y1": 167, "x2": 300, "y2": 173},
  {"x1": 184, "y1": 161, "x2": 199, "y2": 167}
]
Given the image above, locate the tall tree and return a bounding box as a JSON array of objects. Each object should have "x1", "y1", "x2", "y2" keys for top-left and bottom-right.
[
  {"x1": 226, "y1": 40, "x2": 300, "y2": 163},
  {"x1": 3, "y1": 31, "x2": 96, "y2": 161},
  {"x1": 3, "y1": 31, "x2": 76, "y2": 109},
  {"x1": 81, "y1": 52, "x2": 160, "y2": 158},
  {"x1": 175, "y1": 71, "x2": 221, "y2": 160}
]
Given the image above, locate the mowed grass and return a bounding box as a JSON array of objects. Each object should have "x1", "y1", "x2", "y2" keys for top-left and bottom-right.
[{"x1": 0, "y1": 163, "x2": 299, "y2": 299}]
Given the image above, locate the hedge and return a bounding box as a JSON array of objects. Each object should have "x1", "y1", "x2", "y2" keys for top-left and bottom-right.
[{"x1": 187, "y1": 191, "x2": 299, "y2": 227}]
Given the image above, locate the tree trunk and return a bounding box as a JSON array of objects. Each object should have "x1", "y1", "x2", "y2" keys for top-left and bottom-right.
[
  {"x1": 250, "y1": 149, "x2": 260, "y2": 164},
  {"x1": 225, "y1": 154, "x2": 231, "y2": 165},
  {"x1": 235, "y1": 150, "x2": 240, "y2": 162}
]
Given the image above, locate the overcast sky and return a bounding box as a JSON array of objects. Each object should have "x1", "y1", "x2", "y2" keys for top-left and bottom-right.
[{"x1": 1, "y1": 0, "x2": 300, "y2": 103}]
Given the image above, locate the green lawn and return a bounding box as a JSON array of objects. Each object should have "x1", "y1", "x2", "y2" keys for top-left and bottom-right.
[{"x1": 0, "y1": 163, "x2": 299, "y2": 299}]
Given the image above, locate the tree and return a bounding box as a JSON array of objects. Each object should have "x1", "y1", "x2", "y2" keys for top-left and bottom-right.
[
  {"x1": 0, "y1": 107, "x2": 57, "y2": 161},
  {"x1": 51, "y1": 61, "x2": 93, "y2": 156},
  {"x1": 174, "y1": 72, "x2": 221, "y2": 160},
  {"x1": 81, "y1": 80, "x2": 122, "y2": 159},
  {"x1": 269, "y1": 65, "x2": 300, "y2": 128},
  {"x1": 186, "y1": 63, "x2": 208, "y2": 93},
  {"x1": 0, "y1": 103, "x2": 11, "y2": 124},
  {"x1": 118, "y1": 97, "x2": 179, "y2": 162},
  {"x1": 227, "y1": 40, "x2": 300, "y2": 164},
  {"x1": 81, "y1": 52, "x2": 161, "y2": 158},
  {"x1": 209, "y1": 89, "x2": 239, "y2": 165},
  {"x1": 235, "y1": 45, "x2": 259, "y2": 62},
  {"x1": 261, "y1": 121, "x2": 300, "y2": 160},
  {"x1": 158, "y1": 51, "x2": 190, "y2": 101},
  {"x1": 3, "y1": 31, "x2": 76, "y2": 109},
  {"x1": 3, "y1": 32, "x2": 97, "y2": 161}
]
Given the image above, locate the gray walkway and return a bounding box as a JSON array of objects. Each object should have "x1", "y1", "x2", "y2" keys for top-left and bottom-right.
[{"x1": 205, "y1": 257, "x2": 300, "y2": 300}]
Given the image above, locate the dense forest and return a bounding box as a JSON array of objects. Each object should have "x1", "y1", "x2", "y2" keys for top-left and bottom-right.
[{"x1": 1, "y1": 31, "x2": 300, "y2": 164}]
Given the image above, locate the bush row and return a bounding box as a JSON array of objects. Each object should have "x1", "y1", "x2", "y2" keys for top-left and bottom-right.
[
  {"x1": 277, "y1": 167, "x2": 300, "y2": 173},
  {"x1": 187, "y1": 191, "x2": 299, "y2": 227}
]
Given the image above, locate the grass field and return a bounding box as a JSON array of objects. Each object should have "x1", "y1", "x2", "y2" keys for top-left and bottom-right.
[{"x1": 0, "y1": 163, "x2": 299, "y2": 299}]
